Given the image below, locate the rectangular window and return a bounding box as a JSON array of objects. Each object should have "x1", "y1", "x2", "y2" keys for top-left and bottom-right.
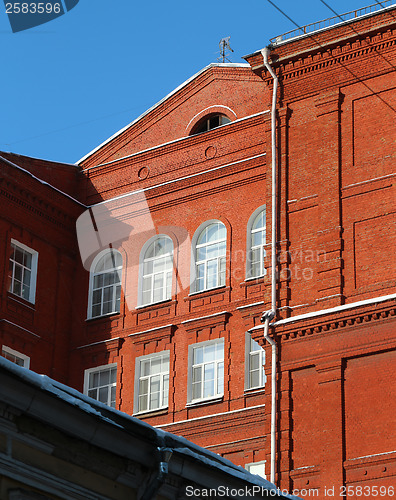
[
  {"x1": 245, "y1": 334, "x2": 265, "y2": 390},
  {"x1": 135, "y1": 351, "x2": 170, "y2": 413},
  {"x1": 1, "y1": 346, "x2": 30, "y2": 368},
  {"x1": 189, "y1": 339, "x2": 224, "y2": 403},
  {"x1": 84, "y1": 364, "x2": 117, "y2": 408},
  {"x1": 245, "y1": 461, "x2": 266, "y2": 479},
  {"x1": 8, "y1": 240, "x2": 38, "y2": 304}
]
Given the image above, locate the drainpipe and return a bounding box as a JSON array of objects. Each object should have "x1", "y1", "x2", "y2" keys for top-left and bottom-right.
[
  {"x1": 260, "y1": 45, "x2": 278, "y2": 486},
  {"x1": 140, "y1": 447, "x2": 173, "y2": 500}
]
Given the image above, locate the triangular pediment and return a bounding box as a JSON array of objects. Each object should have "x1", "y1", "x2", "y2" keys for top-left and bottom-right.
[{"x1": 78, "y1": 63, "x2": 267, "y2": 169}]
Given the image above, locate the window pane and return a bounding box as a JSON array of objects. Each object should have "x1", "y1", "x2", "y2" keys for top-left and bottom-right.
[
  {"x1": 22, "y1": 284, "x2": 30, "y2": 301},
  {"x1": 204, "y1": 378, "x2": 215, "y2": 398},
  {"x1": 206, "y1": 224, "x2": 220, "y2": 242},
  {"x1": 102, "y1": 300, "x2": 112, "y2": 314},
  {"x1": 140, "y1": 378, "x2": 149, "y2": 395},
  {"x1": 13, "y1": 280, "x2": 22, "y2": 296},
  {"x1": 139, "y1": 394, "x2": 148, "y2": 412},
  {"x1": 204, "y1": 344, "x2": 216, "y2": 362},
  {"x1": 197, "y1": 227, "x2": 208, "y2": 245},
  {"x1": 197, "y1": 246, "x2": 206, "y2": 262},
  {"x1": 92, "y1": 304, "x2": 101, "y2": 318},
  {"x1": 250, "y1": 369, "x2": 260, "y2": 388},
  {"x1": 88, "y1": 388, "x2": 97, "y2": 399},
  {"x1": 250, "y1": 352, "x2": 260, "y2": 370},
  {"x1": 151, "y1": 358, "x2": 162, "y2": 375},
  {"x1": 253, "y1": 230, "x2": 265, "y2": 247},
  {"x1": 14, "y1": 248, "x2": 24, "y2": 265},
  {"x1": 204, "y1": 362, "x2": 215, "y2": 382},
  {"x1": 193, "y1": 347, "x2": 203, "y2": 365},
  {"x1": 192, "y1": 365, "x2": 202, "y2": 384},
  {"x1": 23, "y1": 269, "x2": 31, "y2": 286},
  {"x1": 192, "y1": 380, "x2": 201, "y2": 400},
  {"x1": 98, "y1": 386, "x2": 108, "y2": 404},
  {"x1": 14, "y1": 264, "x2": 22, "y2": 282},
  {"x1": 99, "y1": 370, "x2": 110, "y2": 386},
  {"x1": 150, "y1": 391, "x2": 160, "y2": 409},
  {"x1": 143, "y1": 260, "x2": 153, "y2": 275}
]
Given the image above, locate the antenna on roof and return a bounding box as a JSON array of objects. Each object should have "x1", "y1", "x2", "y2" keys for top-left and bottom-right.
[{"x1": 218, "y1": 37, "x2": 234, "y2": 63}]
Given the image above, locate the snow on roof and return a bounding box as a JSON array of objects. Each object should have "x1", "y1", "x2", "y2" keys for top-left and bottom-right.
[
  {"x1": 0, "y1": 356, "x2": 300, "y2": 499},
  {"x1": 76, "y1": 62, "x2": 250, "y2": 165},
  {"x1": 250, "y1": 293, "x2": 396, "y2": 332},
  {"x1": 0, "y1": 154, "x2": 86, "y2": 208}
]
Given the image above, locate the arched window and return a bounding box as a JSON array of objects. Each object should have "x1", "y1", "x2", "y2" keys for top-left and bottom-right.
[
  {"x1": 247, "y1": 207, "x2": 266, "y2": 279},
  {"x1": 141, "y1": 236, "x2": 173, "y2": 306},
  {"x1": 89, "y1": 249, "x2": 122, "y2": 319},
  {"x1": 190, "y1": 114, "x2": 231, "y2": 135},
  {"x1": 194, "y1": 221, "x2": 226, "y2": 292}
]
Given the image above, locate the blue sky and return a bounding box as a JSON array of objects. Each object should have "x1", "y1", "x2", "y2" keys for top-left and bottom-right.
[{"x1": 0, "y1": 0, "x2": 374, "y2": 164}]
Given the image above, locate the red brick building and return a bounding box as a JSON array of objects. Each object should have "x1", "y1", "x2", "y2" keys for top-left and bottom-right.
[{"x1": 1, "y1": 3, "x2": 395, "y2": 498}]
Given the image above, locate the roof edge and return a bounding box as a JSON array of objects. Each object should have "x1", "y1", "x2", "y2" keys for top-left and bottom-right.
[{"x1": 76, "y1": 63, "x2": 250, "y2": 166}]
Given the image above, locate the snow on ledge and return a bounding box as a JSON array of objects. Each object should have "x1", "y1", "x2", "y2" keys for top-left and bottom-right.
[{"x1": 250, "y1": 293, "x2": 396, "y2": 331}]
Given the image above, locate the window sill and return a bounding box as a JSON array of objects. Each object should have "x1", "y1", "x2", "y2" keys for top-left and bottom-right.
[
  {"x1": 136, "y1": 298, "x2": 174, "y2": 310},
  {"x1": 240, "y1": 276, "x2": 267, "y2": 287},
  {"x1": 7, "y1": 292, "x2": 36, "y2": 310},
  {"x1": 133, "y1": 407, "x2": 168, "y2": 418},
  {"x1": 86, "y1": 311, "x2": 121, "y2": 322},
  {"x1": 186, "y1": 396, "x2": 224, "y2": 407},
  {"x1": 244, "y1": 387, "x2": 265, "y2": 395},
  {"x1": 186, "y1": 286, "x2": 229, "y2": 299}
]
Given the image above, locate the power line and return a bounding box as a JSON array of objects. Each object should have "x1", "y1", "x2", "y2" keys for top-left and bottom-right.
[{"x1": 265, "y1": 0, "x2": 395, "y2": 114}]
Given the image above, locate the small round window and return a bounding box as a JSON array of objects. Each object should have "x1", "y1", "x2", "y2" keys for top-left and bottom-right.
[{"x1": 191, "y1": 114, "x2": 231, "y2": 135}]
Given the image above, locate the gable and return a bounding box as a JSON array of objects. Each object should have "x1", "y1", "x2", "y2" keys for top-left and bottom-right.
[{"x1": 78, "y1": 63, "x2": 267, "y2": 169}]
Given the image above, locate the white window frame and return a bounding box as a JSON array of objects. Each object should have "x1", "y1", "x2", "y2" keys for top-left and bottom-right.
[
  {"x1": 188, "y1": 339, "x2": 224, "y2": 404},
  {"x1": 83, "y1": 363, "x2": 117, "y2": 408},
  {"x1": 9, "y1": 239, "x2": 38, "y2": 304},
  {"x1": 246, "y1": 206, "x2": 266, "y2": 279},
  {"x1": 138, "y1": 236, "x2": 173, "y2": 307},
  {"x1": 245, "y1": 461, "x2": 266, "y2": 479},
  {"x1": 134, "y1": 351, "x2": 170, "y2": 414},
  {"x1": 245, "y1": 333, "x2": 266, "y2": 391},
  {"x1": 1, "y1": 345, "x2": 30, "y2": 369},
  {"x1": 87, "y1": 249, "x2": 122, "y2": 319},
  {"x1": 191, "y1": 220, "x2": 227, "y2": 293}
]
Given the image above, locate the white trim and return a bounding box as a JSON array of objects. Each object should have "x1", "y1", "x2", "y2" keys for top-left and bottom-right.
[
  {"x1": 128, "y1": 324, "x2": 174, "y2": 337},
  {"x1": 188, "y1": 338, "x2": 224, "y2": 404},
  {"x1": 89, "y1": 153, "x2": 266, "y2": 208},
  {"x1": 236, "y1": 301, "x2": 265, "y2": 310},
  {"x1": 249, "y1": 293, "x2": 396, "y2": 331},
  {"x1": 87, "y1": 248, "x2": 123, "y2": 320},
  {"x1": 76, "y1": 337, "x2": 122, "y2": 350},
  {"x1": 134, "y1": 350, "x2": 170, "y2": 414},
  {"x1": 0, "y1": 155, "x2": 86, "y2": 208},
  {"x1": 77, "y1": 63, "x2": 250, "y2": 165},
  {"x1": 9, "y1": 239, "x2": 38, "y2": 305},
  {"x1": 83, "y1": 363, "x2": 117, "y2": 408},
  {"x1": 138, "y1": 234, "x2": 173, "y2": 307},
  {"x1": 245, "y1": 333, "x2": 266, "y2": 391},
  {"x1": 349, "y1": 450, "x2": 396, "y2": 461},
  {"x1": 1, "y1": 345, "x2": 30, "y2": 369},
  {"x1": 81, "y1": 111, "x2": 269, "y2": 172},
  {"x1": 181, "y1": 310, "x2": 229, "y2": 324},
  {"x1": 155, "y1": 404, "x2": 266, "y2": 428},
  {"x1": 246, "y1": 205, "x2": 266, "y2": 279},
  {"x1": 0, "y1": 319, "x2": 40, "y2": 338},
  {"x1": 190, "y1": 220, "x2": 227, "y2": 293},
  {"x1": 186, "y1": 105, "x2": 238, "y2": 133}
]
